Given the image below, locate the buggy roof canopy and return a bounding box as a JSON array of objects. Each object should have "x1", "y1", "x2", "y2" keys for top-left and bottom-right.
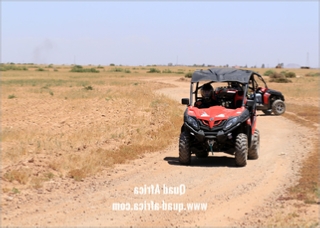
[{"x1": 191, "y1": 68, "x2": 255, "y2": 84}]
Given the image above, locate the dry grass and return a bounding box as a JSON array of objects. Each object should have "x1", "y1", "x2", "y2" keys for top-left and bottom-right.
[
  {"x1": 1, "y1": 66, "x2": 182, "y2": 188},
  {"x1": 287, "y1": 139, "x2": 319, "y2": 204},
  {"x1": 281, "y1": 103, "x2": 320, "y2": 204},
  {"x1": 3, "y1": 168, "x2": 31, "y2": 184},
  {"x1": 267, "y1": 76, "x2": 320, "y2": 99}
]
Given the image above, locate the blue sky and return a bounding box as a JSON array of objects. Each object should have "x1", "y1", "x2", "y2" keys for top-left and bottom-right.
[{"x1": 1, "y1": 1, "x2": 319, "y2": 68}]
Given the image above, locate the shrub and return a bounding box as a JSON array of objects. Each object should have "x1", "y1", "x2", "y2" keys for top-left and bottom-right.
[
  {"x1": 124, "y1": 69, "x2": 131, "y2": 73},
  {"x1": 269, "y1": 72, "x2": 292, "y2": 83},
  {"x1": 111, "y1": 68, "x2": 123, "y2": 72},
  {"x1": 0, "y1": 65, "x2": 28, "y2": 71},
  {"x1": 83, "y1": 85, "x2": 93, "y2": 90},
  {"x1": 8, "y1": 94, "x2": 16, "y2": 99},
  {"x1": 285, "y1": 72, "x2": 296, "y2": 78},
  {"x1": 12, "y1": 187, "x2": 20, "y2": 194},
  {"x1": 162, "y1": 69, "x2": 173, "y2": 73},
  {"x1": 264, "y1": 70, "x2": 276, "y2": 76},
  {"x1": 88, "y1": 68, "x2": 99, "y2": 73},
  {"x1": 70, "y1": 65, "x2": 99, "y2": 73},
  {"x1": 147, "y1": 68, "x2": 161, "y2": 73},
  {"x1": 185, "y1": 72, "x2": 192, "y2": 78},
  {"x1": 305, "y1": 72, "x2": 320, "y2": 77},
  {"x1": 74, "y1": 65, "x2": 83, "y2": 69},
  {"x1": 36, "y1": 68, "x2": 45, "y2": 71}
]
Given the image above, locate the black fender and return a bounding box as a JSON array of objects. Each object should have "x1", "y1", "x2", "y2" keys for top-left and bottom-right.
[
  {"x1": 181, "y1": 124, "x2": 185, "y2": 133},
  {"x1": 267, "y1": 89, "x2": 285, "y2": 104},
  {"x1": 233, "y1": 122, "x2": 252, "y2": 148}
]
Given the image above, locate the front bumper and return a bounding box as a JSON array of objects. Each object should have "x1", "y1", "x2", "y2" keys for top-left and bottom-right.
[{"x1": 184, "y1": 121, "x2": 240, "y2": 143}]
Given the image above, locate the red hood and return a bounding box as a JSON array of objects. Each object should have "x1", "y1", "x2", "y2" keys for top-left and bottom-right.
[{"x1": 187, "y1": 106, "x2": 245, "y2": 128}]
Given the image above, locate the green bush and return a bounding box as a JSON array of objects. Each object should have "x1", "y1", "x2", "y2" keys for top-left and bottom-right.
[
  {"x1": 8, "y1": 94, "x2": 17, "y2": 99},
  {"x1": 110, "y1": 68, "x2": 123, "y2": 72},
  {"x1": 0, "y1": 65, "x2": 28, "y2": 71},
  {"x1": 185, "y1": 72, "x2": 192, "y2": 78},
  {"x1": 70, "y1": 65, "x2": 99, "y2": 73},
  {"x1": 162, "y1": 69, "x2": 173, "y2": 73},
  {"x1": 88, "y1": 68, "x2": 99, "y2": 73},
  {"x1": 147, "y1": 68, "x2": 161, "y2": 73},
  {"x1": 285, "y1": 72, "x2": 296, "y2": 78},
  {"x1": 269, "y1": 72, "x2": 292, "y2": 83},
  {"x1": 264, "y1": 70, "x2": 276, "y2": 76},
  {"x1": 83, "y1": 85, "x2": 93, "y2": 90},
  {"x1": 305, "y1": 72, "x2": 320, "y2": 77},
  {"x1": 36, "y1": 68, "x2": 45, "y2": 71}
]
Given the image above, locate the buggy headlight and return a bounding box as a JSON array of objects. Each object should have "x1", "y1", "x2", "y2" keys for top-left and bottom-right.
[
  {"x1": 184, "y1": 113, "x2": 199, "y2": 130},
  {"x1": 223, "y1": 117, "x2": 239, "y2": 130}
]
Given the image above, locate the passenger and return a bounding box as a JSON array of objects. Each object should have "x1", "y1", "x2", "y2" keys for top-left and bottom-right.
[{"x1": 194, "y1": 83, "x2": 220, "y2": 108}]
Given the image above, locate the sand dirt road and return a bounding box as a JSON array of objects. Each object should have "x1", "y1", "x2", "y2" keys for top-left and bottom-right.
[{"x1": 2, "y1": 77, "x2": 318, "y2": 227}]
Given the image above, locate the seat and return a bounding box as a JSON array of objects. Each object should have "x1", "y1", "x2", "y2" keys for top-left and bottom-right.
[{"x1": 234, "y1": 91, "x2": 244, "y2": 108}]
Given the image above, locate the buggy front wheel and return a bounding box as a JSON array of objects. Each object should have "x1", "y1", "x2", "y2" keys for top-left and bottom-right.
[
  {"x1": 179, "y1": 131, "x2": 191, "y2": 165},
  {"x1": 235, "y1": 133, "x2": 248, "y2": 167}
]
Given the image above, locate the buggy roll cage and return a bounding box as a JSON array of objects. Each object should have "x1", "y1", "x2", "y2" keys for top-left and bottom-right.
[{"x1": 188, "y1": 68, "x2": 266, "y2": 108}]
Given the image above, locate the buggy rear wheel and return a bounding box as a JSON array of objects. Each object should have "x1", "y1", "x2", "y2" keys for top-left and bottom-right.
[
  {"x1": 272, "y1": 100, "x2": 286, "y2": 115},
  {"x1": 248, "y1": 129, "x2": 259, "y2": 159},
  {"x1": 179, "y1": 131, "x2": 191, "y2": 165},
  {"x1": 235, "y1": 133, "x2": 248, "y2": 167}
]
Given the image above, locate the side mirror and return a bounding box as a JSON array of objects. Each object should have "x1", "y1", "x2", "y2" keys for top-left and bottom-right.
[{"x1": 181, "y1": 98, "x2": 190, "y2": 105}]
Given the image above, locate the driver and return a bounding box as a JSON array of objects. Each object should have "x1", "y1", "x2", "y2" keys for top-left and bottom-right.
[
  {"x1": 194, "y1": 83, "x2": 219, "y2": 108},
  {"x1": 230, "y1": 82, "x2": 243, "y2": 91}
]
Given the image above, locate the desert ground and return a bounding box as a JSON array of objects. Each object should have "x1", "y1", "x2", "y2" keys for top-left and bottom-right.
[{"x1": 1, "y1": 65, "x2": 319, "y2": 227}]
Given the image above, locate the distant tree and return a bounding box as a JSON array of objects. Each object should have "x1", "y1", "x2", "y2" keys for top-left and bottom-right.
[
  {"x1": 261, "y1": 64, "x2": 265, "y2": 68},
  {"x1": 276, "y1": 63, "x2": 284, "y2": 68},
  {"x1": 110, "y1": 63, "x2": 115, "y2": 66}
]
